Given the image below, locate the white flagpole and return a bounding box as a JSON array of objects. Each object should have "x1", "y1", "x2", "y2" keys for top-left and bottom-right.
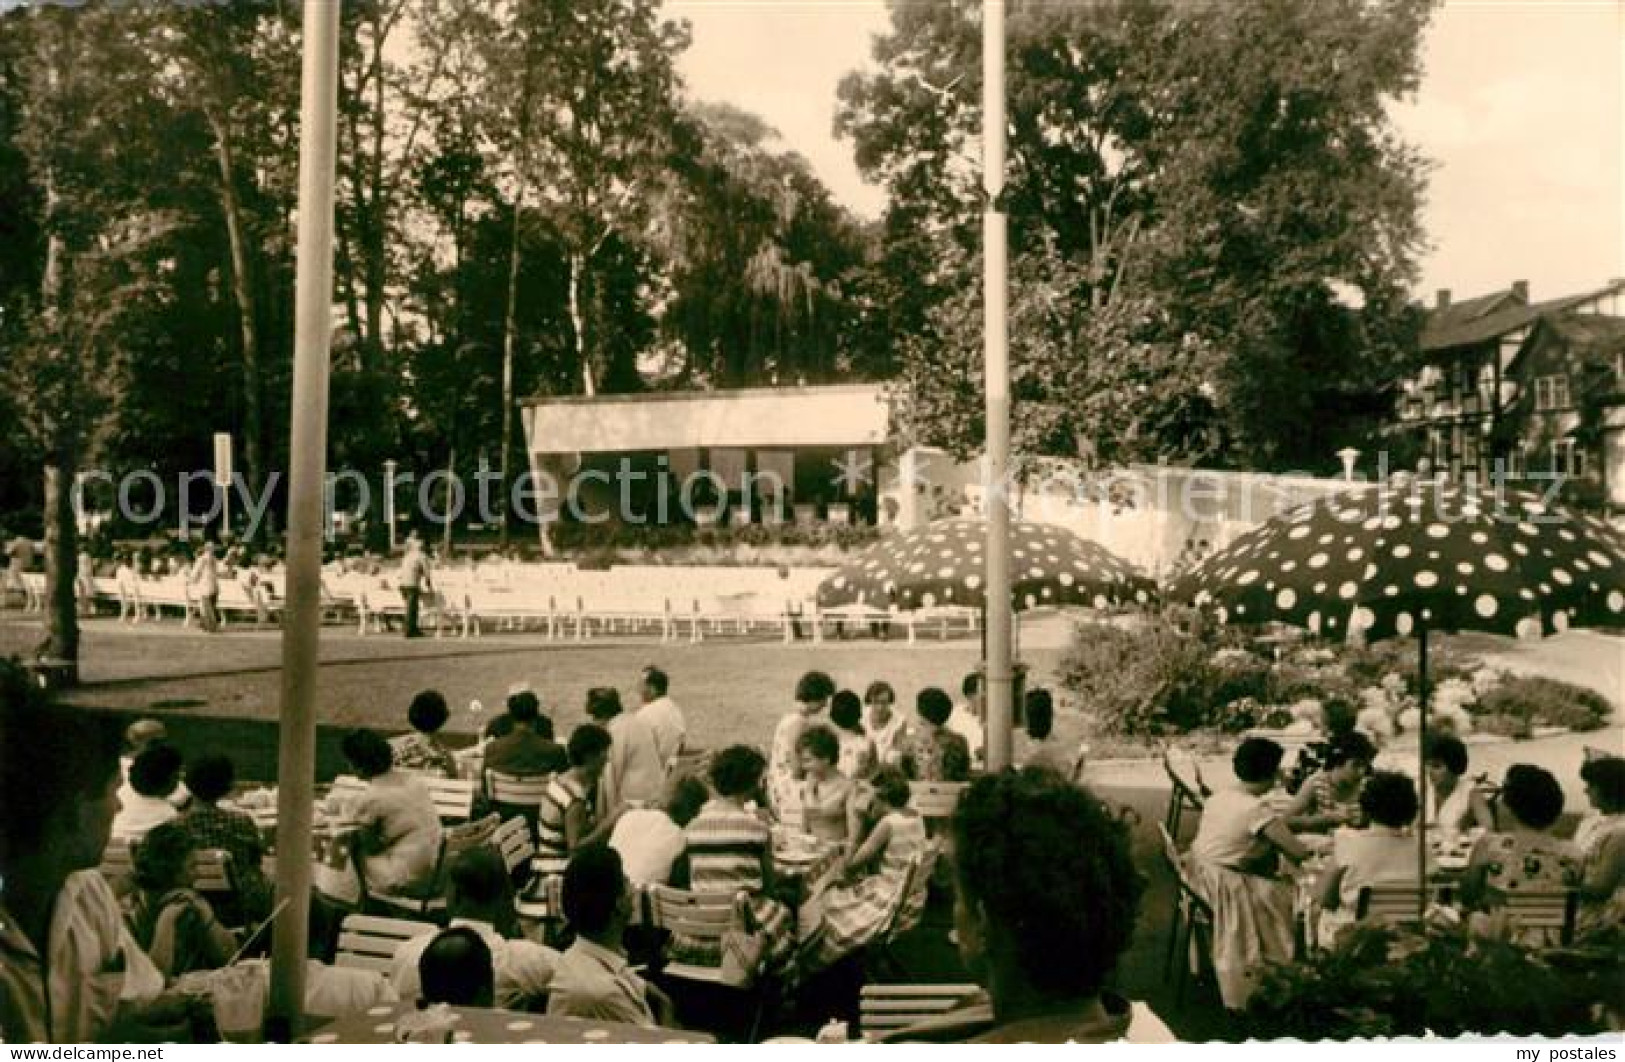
[
  {"x1": 268, "y1": 0, "x2": 341, "y2": 1039},
  {"x1": 982, "y1": 0, "x2": 1014, "y2": 772}
]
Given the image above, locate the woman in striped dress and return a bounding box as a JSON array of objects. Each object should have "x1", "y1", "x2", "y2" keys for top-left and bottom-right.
[
  {"x1": 535, "y1": 724, "x2": 617, "y2": 873},
  {"x1": 803, "y1": 767, "x2": 927, "y2": 972},
  {"x1": 682, "y1": 745, "x2": 796, "y2": 973}
]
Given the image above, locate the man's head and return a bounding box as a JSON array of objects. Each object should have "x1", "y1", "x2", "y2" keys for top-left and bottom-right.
[
  {"x1": 133, "y1": 821, "x2": 197, "y2": 892},
  {"x1": 130, "y1": 745, "x2": 185, "y2": 800},
  {"x1": 185, "y1": 754, "x2": 237, "y2": 805},
  {"x1": 666, "y1": 775, "x2": 711, "y2": 828},
  {"x1": 445, "y1": 846, "x2": 513, "y2": 920},
  {"x1": 418, "y1": 928, "x2": 495, "y2": 1007},
  {"x1": 829, "y1": 690, "x2": 863, "y2": 734},
  {"x1": 507, "y1": 689, "x2": 542, "y2": 726},
  {"x1": 567, "y1": 724, "x2": 613, "y2": 782},
  {"x1": 952, "y1": 770, "x2": 1142, "y2": 1006},
  {"x1": 1, "y1": 662, "x2": 124, "y2": 873},
  {"x1": 640, "y1": 666, "x2": 669, "y2": 704},
  {"x1": 709, "y1": 745, "x2": 767, "y2": 801},
  {"x1": 961, "y1": 672, "x2": 986, "y2": 714},
  {"x1": 864, "y1": 681, "x2": 896, "y2": 716},
  {"x1": 562, "y1": 844, "x2": 632, "y2": 943},
  {"x1": 1233, "y1": 737, "x2": 1284, "y2": 788},
  {"x1": 585, "y1": 687, "x2": 623, "y2": 723}
]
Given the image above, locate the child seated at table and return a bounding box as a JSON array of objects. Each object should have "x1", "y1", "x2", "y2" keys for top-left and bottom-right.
[{"x1": 1313, "y1": 771, "x2": 1434, "y2": 949}]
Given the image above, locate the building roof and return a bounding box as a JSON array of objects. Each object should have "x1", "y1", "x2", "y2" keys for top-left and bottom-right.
[
  {"x1": 520, "y1": 383, "x2": 890, "y2": 455},
  {"x1": 1421, "y1": 280, "x2": 1625, "y2": 352}
]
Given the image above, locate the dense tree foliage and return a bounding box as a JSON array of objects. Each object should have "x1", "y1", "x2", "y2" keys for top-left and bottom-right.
[{"x1": 841, "y1": 0, "x2": 1433, "y2": 472}]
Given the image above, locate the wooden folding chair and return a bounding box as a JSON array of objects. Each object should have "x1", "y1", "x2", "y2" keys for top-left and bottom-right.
[
  {"x1": 858, "y1": 983, "x2": 980, "y2": 1041},
  {"x1": 334, "y1": 913, "x2": 436, "y2": 981},
  {"x1": 909, "y1": 782, "x2": 967, "y2": 832},
  {"x1": 646, "y1": 884, "x2": 768, "y2": 1042},
  {"x1": 485, "y1": 770, "x2": 552, "y2": 834},
  {"x1": 1355, "y1": 883, "x2": 1430, "y2": 928},
  {"x1": 1498, "y1": 889, "x2": 1578, "y2": 947},
  {"x1": 1162, "y1": 750, "x2": 1208, "y2": 840},
  {"x1": 1156, "y1": 822, "x2": 1215, "y2": 1006},
  {"x1": 425, "y1": 777, "x2": 478, "y2": 824}
]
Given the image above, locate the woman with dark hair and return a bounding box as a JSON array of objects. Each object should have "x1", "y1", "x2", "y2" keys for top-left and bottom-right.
[
  {"x1": 126, "y1": 822, "x2": 238, "y2": 978},
  {"x1": 682, "y1": 746, "x2": 795, "y2": 974},
  {"x1": 797, "y1": 726, "x2": 860, "y2": 847},
  {"x1": 829, "y1": 690, "x2": 876, "y2": 780},
  {"x1": 1186, "y1": 737, "x2": 1309, "y2": 1010},
  {"x1": 1422, "y1": 734, "x2": 1493, "y2": 835},
  {"x1": 1575, "y1": 755, "x2": 1625, "y2": 933},
  {"x1": 885, "y1": 770, "x2": 1171, "y2": 1043},
  {"x1": 1285, "y1": 730, "x2": 1378, "y2": 833},
  {"x1": 389, "y1": 689, "x2": 459, "y2": 778},
  {"x1": 768, "y1": 670, "x2": 836, "y2": 815},
  {"x1": 803, "y1": 766, "x2": 928, "y2": 973},
  {"x1": 1461, "y1": 764, "x2": 1579, "y2": 934},
  {"x1": 901, "y1": 687, "x2": 971, "y2": 783},
  {"x1": 338, "y1": 728, "x2": 443, "y2": 899},
  {"x1": 1312, "y1": 771, "x2": 1434, "y2": 947}
]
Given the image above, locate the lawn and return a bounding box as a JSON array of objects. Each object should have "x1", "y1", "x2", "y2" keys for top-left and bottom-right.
[{"x1": 0, "y1": 614, "x2": 1077, "y2": 757}]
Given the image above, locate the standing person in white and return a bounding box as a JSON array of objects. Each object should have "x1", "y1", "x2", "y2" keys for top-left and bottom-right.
[
  {"x1": 950, "y1": 672, "x2": 987, "y2": 770},
  {"x1": 635, "y1": 666, "x2": 687, "y2": 772},
  {"x1": 397, "y1": 533, "x2": 432, "y2": 638},
  {"x1": 189, "y1": 543, "x2": 220, "y2": 633}
]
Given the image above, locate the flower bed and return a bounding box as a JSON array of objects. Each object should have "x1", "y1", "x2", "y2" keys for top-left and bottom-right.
[{"x1": 1059, "y1": 612, "x2": 1613, "y2": 742}]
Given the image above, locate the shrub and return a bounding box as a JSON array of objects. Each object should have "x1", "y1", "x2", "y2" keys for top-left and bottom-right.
[
  {"x1": 1474, "y1": 675, "x2": 1612, "y2": 733},
  {"x1": 1247, "y1": 921, "x2": 1621, "y2": 1039}
]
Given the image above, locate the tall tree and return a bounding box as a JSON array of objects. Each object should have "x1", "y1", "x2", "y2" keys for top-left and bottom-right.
[{"x1": 840, "y1": 0, "x2": 1433, "y2": 472}]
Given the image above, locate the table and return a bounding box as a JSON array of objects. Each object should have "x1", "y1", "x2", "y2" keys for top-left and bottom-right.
[{"x1": 302, "y1": 1004, "x2": 714, "y2": 1044}]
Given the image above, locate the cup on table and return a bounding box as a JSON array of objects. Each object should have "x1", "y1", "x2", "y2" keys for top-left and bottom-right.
[{"x1": 210, "y1": 965, "x2": 267, "y2": 1044}]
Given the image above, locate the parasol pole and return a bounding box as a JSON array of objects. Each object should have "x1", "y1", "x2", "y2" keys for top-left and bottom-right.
[
  {"x1": 982, "y1": 0, "x2": 1014, "y2": 772},
  {"x1": 1416, "y1": 618, "x2": 1430, "y2": 921},
  {"x1": 268, "y1": 0, "x2": 340, "y2": 1039}
]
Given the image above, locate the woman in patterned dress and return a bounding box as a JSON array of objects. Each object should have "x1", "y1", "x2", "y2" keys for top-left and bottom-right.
[
  {"x1": 1461, "y1": 764, "x2": 1579, "y2": 943},
  {"x1": 1185, "y1": 738, "x2": 1311, "y2": 1010},
  {"x1": 389, "y1": 689, "x2": 460, "y2": 779},
  {"x1": 802, "y1": 767, "x2": 928, "y2": 973},
  {"x1": 682, "y1": 745, "x2": 795, "y2": 973}
]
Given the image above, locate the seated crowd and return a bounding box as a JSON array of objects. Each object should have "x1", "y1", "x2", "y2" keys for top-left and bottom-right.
[
  {"x1": 1181, "y1": 729, "x2": 1625, "y2": 1011},
  {"x1": 2, "y1": 654, "x2": 1617, "y2": 1044}
]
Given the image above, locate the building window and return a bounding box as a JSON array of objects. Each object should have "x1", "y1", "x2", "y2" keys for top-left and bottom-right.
[
  {"x1": 1534, "y1": 374, "x2": 1571, "y2": 411},
  {"x1": 1552, "y1": 439, "x2": 1586, "y2": 479}
]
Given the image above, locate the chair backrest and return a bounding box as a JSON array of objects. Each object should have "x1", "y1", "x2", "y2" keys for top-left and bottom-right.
[
  {"x1": 645, "y1": 883, "x2": 734, "y2": 942},
  {"x1": 192, "y1": 848, "x2": 234, "y2": 896},
  {"x1": 859, "y1": 984, "x2": 979, "y2": 1040},
  {"x1": 1500, "y1": 889, "x2": 1577, "y2": 945},
  {"x1": 910, "y1": 782, "x2": 967, "y2": 824},
  {"x1": 425, "y1": 777, "x2": 478, "y2": 823},
  {"x1": 492, "y1": 816, "x2": 535, "y2": 880},
  {"x1": 334, "y1": 913, "x2": 436, "y2": 979},
  {"x1": 1355, "y1": 884, "x2": 1427, "y2": 925},
  {"x1": 486, "y1": 770, "x2": 552, "y2": 808}
]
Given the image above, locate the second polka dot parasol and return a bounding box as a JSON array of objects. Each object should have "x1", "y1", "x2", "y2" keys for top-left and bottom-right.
[{"x1": 816, "y1": 519, "x2": 1155, "y2": 614}]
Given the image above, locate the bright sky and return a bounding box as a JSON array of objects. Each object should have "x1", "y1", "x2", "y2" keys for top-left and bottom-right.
[{"x1": 671, "y1": 0, "x2": 1623, "y2": 305}]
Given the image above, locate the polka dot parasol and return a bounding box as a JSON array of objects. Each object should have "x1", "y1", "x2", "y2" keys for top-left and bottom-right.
[
  {"x1": 1170, "y1": 481, "x2": 1625, "y2": 642},
  {"x1": 816, "y1": 519, "x2": 1155, "y2": 614}
]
